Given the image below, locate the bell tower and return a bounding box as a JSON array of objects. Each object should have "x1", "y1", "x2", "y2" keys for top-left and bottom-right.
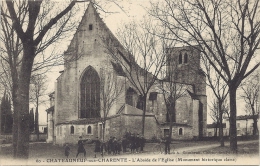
[{"x1": 166, "y1": 45, "x2": 205, "y2": 95}]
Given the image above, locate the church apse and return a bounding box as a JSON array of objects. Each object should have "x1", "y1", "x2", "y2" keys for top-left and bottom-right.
[{"x1": 80, "y1": 66, "x2": 101, "y2": 118}]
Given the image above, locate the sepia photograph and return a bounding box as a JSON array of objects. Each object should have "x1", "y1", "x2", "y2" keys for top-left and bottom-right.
[{"x1": 0, "y1": 0, "x2": 259, "y2": 165}]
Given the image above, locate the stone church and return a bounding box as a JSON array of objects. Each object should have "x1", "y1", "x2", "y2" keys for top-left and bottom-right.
[{"x1": 46, "y1": 2, "x2": 207, "y2": 145}]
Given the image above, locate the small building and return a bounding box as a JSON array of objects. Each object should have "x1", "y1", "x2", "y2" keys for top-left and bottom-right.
[
  {"x1": 224, "y1": 115, "x2": 259, "y2": 136},
  {"x1": 207, "y1": 123, "x2": 227, "y2": 137}
]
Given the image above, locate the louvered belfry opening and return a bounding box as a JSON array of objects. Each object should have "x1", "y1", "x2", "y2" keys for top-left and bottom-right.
[{"x1": 80, "y1": 66, "x2": 100, "y2": 118}]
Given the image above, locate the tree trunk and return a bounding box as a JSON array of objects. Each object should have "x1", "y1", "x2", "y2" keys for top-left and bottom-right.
[
  {"x1": 218, "y1": 101, "x2": 224, "y2": 147},
  {"x1": 169, "y1": 118, "x2": 173, "y2": 141},
  {"x1": 12, "y1": 104, "x2": 18, "y2": 158},
  {"x1": 214, "y1": 121, "x2": 218, "y2": 137},
  {"x1": 102, "y1": 122, "x2": 105, "y2": 157},
  {"x1": 4, "y1": 114, "x2": 7, "y2": 133},
  {"x1": 15, "y1": 43, "x2": 35, "y2": 159},
  {"x1": 141, "y1": 95, "x2": 147, "y2": 136},
  {"x1": 4, "y1": 0, "x2": 76, "y2": 159},
  {"x1": 246, "y1": 119, "x2": 248, "y2": 136},
  {"x1": 102, "y1": 122, "x2": 105, "y2": 142},
  {"x1": 253, "y1": 118, "x2": 258, "y2": 135},
  {"x1": 229, "y1": 87, "x2": 237, "y2": 152},
  {"x1": 168, "y1": 102, "x2": 175, "y2": 142},
  {"x1": 12, "y1": 71, "x2": 19, "y2": 158},
  {"x1": 35, "y1": 101, "x2": 39, "y2": 141},
  {"x1": 219, "y1": 119, "x2": 224, "y2": 146}
]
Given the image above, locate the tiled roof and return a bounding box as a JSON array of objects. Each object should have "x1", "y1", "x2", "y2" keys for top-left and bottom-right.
[
  {"x1": 236, "y1": 115, "x2": 259, "y2": 120},
  {"x1": 56, "y1": 118, "x2": 101, "y2": 125},
  {"x1": 56, "y1": 115, "x2": 120, "y2": 125},
  {"x1": 117, "y1": 104, "x2": 155, "y2": 116},
  {"x1": 159, "y1": 122, "x2": 192, "y2": 127},
  {"x1": 207, "y1": 123, "x2": 226, "y2": 128}
]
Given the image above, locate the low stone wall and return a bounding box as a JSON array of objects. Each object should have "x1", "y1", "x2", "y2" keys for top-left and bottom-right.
[
  {"x1": 30, "y1": 133, "x2": 47, "y2": 142},
  {"x1": 55, "y1": 123, "x2": 99, "y2": 145}
]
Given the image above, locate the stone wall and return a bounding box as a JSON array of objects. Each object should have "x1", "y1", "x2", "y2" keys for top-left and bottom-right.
[
  {"x1": 122, "y1": 115, "x2": 159, "y2": 139},
  {"x1": 192, "y1": 99, "x2": 199, "y2": 137},
  {"x1": 55, "y1": 124, "x2": 98, "y2": 145},
  {"x1": 103, "y1": 108, "x2": 160, "y2": 140},
  {"x1": 106, "y1": 115, "x2": 123, "y2": 139},
  {"x1": 46, "y1": 111, "x2": 54, "y2": 143}
]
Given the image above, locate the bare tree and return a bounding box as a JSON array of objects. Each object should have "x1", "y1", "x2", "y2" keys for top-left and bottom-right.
[
  {"x1": 102, "y1": 18, "x2": 166, "y2": 135},
  {"x1": 203, "y1": 57, "x2": 229, "y2": 146},
  {"x1": 29, "y1": 74, "x2": 47, "y2": 141},
  {"x1": 0, "y1": 61, "x2": 13, "y2": 98},
  {"x1": 241, "y1": 71, "x2": 259, "y2": 135},
  {"x1": 1, "y1": 1, "x2": 28, "y2": 158},
  {"x1": 0, "y1": 0, "x2": 134, "y2": 158},
  {"x1": 1, "y1": 0, "x2": 77, "y2": 158},
  {"x1": 150, "y1": 0, "x2": 260, "y2": 152},
  {"x1": 209, "y1": 100, "x2": 220, "y2": 137},
  {"x1": 209, "y1": 98, "x2": 229, "y2": 138},
  {"x1": 99, "y1": 67, "x2": 124, "y2": 155}
]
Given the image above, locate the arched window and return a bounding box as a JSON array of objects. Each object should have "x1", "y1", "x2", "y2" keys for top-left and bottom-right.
[
  {"x1": 179, "y1": 53, "x2": 182, "y2": 64},
  {"x1": 87, "y1": 126, "x2": 92, "y2": 134},
  {"x1": 137, "y1": 95, "x2": 145, "y2": 110},
  {"x1": 80, "y1": 66, "x2": 100, "y2": 118},
  {"x1": 179, "y1": 128, "x2": 183, "y2": 135},
  {"x1": 70, "y1": 126, "x2": 74, "y2": 134},
  {"x1": 126, "y1": 87, "x2": 137, "y2": 107},
  {"x1": 184, "y1": 53, "x2": 188, "y2": 63}
]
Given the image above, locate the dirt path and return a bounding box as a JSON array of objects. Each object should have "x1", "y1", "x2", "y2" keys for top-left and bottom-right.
[
  {"x1": 107, "y1": 140, "x2": 259, "y2": 159},
  {"x1": 0, "y1": 140, "x2": 258, "y2": 165},
  {"x1": 173, "y1": 140, "x2": 258, "y2": 153}
]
